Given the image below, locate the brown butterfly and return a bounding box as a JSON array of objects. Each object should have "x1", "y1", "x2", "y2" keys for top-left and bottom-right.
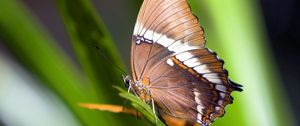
[{"x1": 123, "y1": 0, "x2": 242, "y2": 125}]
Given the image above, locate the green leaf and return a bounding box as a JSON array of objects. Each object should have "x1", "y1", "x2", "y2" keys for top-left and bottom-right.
[{"x1": 115, "y1": 86, "x2": 166, "y2": 126}]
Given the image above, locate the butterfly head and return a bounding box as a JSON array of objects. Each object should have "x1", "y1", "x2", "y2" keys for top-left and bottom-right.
[{"x1": 122, "y1": 75, "x2": 152, "y2": 102}]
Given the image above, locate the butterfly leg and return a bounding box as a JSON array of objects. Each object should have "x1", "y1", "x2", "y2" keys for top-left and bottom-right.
[
  {"x1": 127, "y1": 84, "x2": 131, "y2": 92},
  {"x1": 151, "y1": 98, "x2": 158, "y2": 123}
]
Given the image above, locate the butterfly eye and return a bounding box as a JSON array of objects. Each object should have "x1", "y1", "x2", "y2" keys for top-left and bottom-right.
[{"x1": 122, "y1": 75, "x2": 131, "y2": 88}]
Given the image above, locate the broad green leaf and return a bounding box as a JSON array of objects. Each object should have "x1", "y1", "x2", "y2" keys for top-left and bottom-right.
[
  {"x1": 0, "y1": 0, "x2": 101, "y2": 125},
  {"x1": 55, "y1": 0, "x2": 143, "y2": 125},
  {"x1": 55, "y1": 0, "x2": 126, "y2": 103},
  {"x1": 189, "y1": 0, "x2": 295, "y2": 126}
]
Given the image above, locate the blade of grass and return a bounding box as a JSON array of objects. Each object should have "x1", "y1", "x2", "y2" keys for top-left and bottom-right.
[
  {"x1": 55, "y1": 0, "x2": 138, "y2": 125},
  {"x1": 55, "y1": 0, "x2": 126, "y2": 104},
  {"x1": 115, "y1": 86, "x2": 166, "y2": 126},
  {"x1": 0, "y1": 0, "x2": 102, "y2": 125}
]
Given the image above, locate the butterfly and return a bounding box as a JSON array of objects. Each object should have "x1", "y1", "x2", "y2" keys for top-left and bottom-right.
[{"x1": 123, "y1": 0, "x2": 242, "y2": 125}]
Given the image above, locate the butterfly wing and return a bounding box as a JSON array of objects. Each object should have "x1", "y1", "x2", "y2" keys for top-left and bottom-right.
[
  {"x1": 130, "y1": 0, "x2": 242, "y2": 125},
  {"x1": 131, "y1": 0, "x2": 205, "y2": 80},
  {"x1": 149, "y1": 48, "x2": 242, "y2": 125}
]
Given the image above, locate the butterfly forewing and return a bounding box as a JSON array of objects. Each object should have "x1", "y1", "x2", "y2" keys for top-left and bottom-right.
[
  {"x1": 130, "y1": 0, "x2": 242, "y2": 125},
  {"x1": 131, "y1": 0, "x2": 205, "y2": 79}
]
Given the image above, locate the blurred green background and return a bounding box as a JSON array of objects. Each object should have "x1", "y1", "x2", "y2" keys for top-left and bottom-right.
[{"x1": 0, "y1": 0, "x2": 299, "y2": 126}]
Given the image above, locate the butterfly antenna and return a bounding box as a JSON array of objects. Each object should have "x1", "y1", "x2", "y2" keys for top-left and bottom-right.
[{"x1": 88, "y1": 43, "x2": 127, "y2": 75}]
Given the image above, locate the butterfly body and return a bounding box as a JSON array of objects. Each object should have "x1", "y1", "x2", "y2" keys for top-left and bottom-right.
[{"x1": 125, "y1": 0, "x2": 242, "y2": 125}]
